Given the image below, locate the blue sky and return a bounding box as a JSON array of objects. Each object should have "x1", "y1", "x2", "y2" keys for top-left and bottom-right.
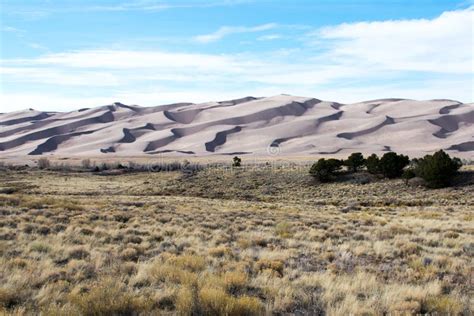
[{"x1": 1, "y1": 0, "x2": 473, "y2": 111}]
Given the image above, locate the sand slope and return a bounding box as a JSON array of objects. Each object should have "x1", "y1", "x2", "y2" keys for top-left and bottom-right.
[{"x1": 0, "y1": 95, "x2": 473, "y2": 157}]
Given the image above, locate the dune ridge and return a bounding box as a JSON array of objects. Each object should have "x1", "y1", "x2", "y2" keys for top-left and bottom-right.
[{"x1": 0, "y1": 95, "x2": 473, "y2": 157}]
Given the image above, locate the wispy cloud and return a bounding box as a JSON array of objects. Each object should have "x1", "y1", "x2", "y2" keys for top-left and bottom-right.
[
  {"x1": 194, "y1": 23, "x2": 277, "y2": 43},
  {"x1": 27, "y1": 43, "x2": 48, "y2": 50},
  {"x1": 1, "y1": 48, "x2": 361, "y2": 86},
  {"x1": 25, "y1": 50, "x2": 248, "y2": 70},
  {"x1": 3, "y1": 0, "x2": 254, "y2": 18},
  {"x1": 2, "y1": 26, "x2": 25, "y2": 33},
  {"x1": 257, "y1": 34, "x2": 282, "y2": 41},
  {"x1": 88, "y1": 0, "x2": 254, "y2": 12},
  {"x1": 311, "y1": 6, "x2": 473, "y2": 74},
  {"x1": 1, "y1": 66, "x2": 121, "y2": 86},
  {"x1": 1, "y1": 7, "x2": 473, "y2": 111}
]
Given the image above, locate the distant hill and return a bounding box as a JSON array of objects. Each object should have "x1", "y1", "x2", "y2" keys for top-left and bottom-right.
[{"x1": 1, "y1": 95, "x2": 473, "y2": 157}]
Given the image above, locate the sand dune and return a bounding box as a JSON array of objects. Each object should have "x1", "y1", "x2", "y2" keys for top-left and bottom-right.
[
  {"x1": 337, "y1": 116, "x2": 395, "y2": 140},
  {"x1": 448, "y1": 141, "x2": 474, "y2": 152},
  {"x1": 0, "y1": 95, "x2": 473, "y2": 158}
]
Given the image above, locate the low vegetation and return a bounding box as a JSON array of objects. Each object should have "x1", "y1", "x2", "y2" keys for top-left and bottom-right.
[
  {"x1": 379, "y1": 152, "x2": 410, "y2": 178},
  {"x1": 413, "y1": 150, "x2": 463, "y2": 188},
  {"x1": 309, "y1": 158, "x2": 343, "y2": 182},
  {"x1": 344, "y1": 152, "x2": 366, "y2": 173},
  {"x1": 232, "y1": 156, "x2": 242, "y2": 167},
  {"x1": 0, "y1": 155, "x2": 472, "y2": 315},
  {"x1": 310, "y1": 150, "x2": 463, "y2": 189}
]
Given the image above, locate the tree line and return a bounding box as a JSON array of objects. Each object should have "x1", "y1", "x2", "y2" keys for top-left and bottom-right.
[{"x1": 309, "y1": 150, "x2": 462, "y2": 188}]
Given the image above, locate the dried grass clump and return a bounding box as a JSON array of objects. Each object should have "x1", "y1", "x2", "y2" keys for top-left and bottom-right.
[
  {"x1": 0, "y1": 288, "x2": 22, "y2": 309},
  {"x1": 208, "y1": 246, "x2": 232, "y2": 257},
  {"x1": 199, "y1": 287, "x2": 263, "y2": 316},
  {"x1": 67, "y1": 247, "x2": 90, "y2": 260},
  {"x1": 68, "y1": 278, "x2": 152, "y2": 315},
  {"x1": 256, "y1": 259, "x2": 284, "y2": 277},
  {"x1": 223, "y1": 270, "x2": 248, "y2": 294},
  {"x1": 275, "y1": 221, "x2": 293, "y2": 238},
  {"x1": 30, "y1": 242, "x2": 52, "y2": 253},
  {"x1": 167, "y1": 254, "x2": 206, "y2": 272},
  {"x1": 136, "y1": 261, "x2": 199, "y2": 286}
]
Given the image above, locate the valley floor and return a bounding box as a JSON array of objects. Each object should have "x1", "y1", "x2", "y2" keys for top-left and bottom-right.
[{"x1": 0, "y1": 166, "x2": 473, "y2": 315}]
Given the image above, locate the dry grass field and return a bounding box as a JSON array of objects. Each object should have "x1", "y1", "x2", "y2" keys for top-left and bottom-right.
[{"x1": 0, "y1": 163, "x2": 473, "y2": 315}]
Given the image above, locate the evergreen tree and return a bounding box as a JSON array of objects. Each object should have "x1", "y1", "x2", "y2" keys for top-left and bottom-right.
[
  {"x1": 232, "y1": 156, "x2": 242, "y2": 167},
  {"x1": 365, "y1": 154, "x2": 380, "y2": 174},
  {"x1": 309, "y1": 158, "x2": 343, "y2": 182},
  {"x1": 414, "y1": 150, "x2": 462, "y2": 188},
  {"x1": 344, "y1": 152, "x2": 365, "y2": 172},
  {"x1": 379, "y1": 152, "x2": 410, "y2": 178}
]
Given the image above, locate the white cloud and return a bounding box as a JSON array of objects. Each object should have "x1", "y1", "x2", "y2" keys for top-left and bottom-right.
[
  {"x1": 257, "y1": 34, "x2": 282, "y2": 41},
  {"x1": 0, "y1": 49, "x2": 367, "y2": 87},
  {"x1": 0, "y1": 67, "x2": 121, "y2": 86},
  {"x1": 13, "y1": 50, "x2": 249, "y2": 70},
  {"x1": 94, "y1": 0, "x2": 254, "y2": 12},
  {"x1": 315, "y1": 7, "x2": 474, "y2": 74},
  {"x1": 194, "y1": 23, "x2": 277, "y2": 43},
  {"x1": 4, "y1": 0, "x2": 254, "y2": 19},
  {"x1": 314, "y1": 78, "x2": 474, "y2": 104},
  {"x1": 2, "y1": 26, "x2": 25, "y2": 33},
  {"x1": 1, "y1": 8, "x2": 473, "y2": 111},
  {"x1": 27, "y1": 43, "x2": 48, "y2": 50},
  {"x1": 2, "y1": 75, "x2": 471, "y2": 113},
  {"x1": 0, "y1": 93, "x2": 117, "y2": 112}
]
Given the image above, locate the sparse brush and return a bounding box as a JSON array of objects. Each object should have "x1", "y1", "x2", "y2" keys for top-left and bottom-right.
[
  {"x1": 198, "y1": 286, "x2": 263, "y2": 316},
  {"x1": 30, "y1": 242, "x2": 52, "y2": 253},
  {"x1": 37, "y1": 158, "x2": 50, "y2": 169},
  {"x1": 81, "y1": 159, "x2": 92, "y2": 169},
  {"x1": 175, "y1": 285, "x2": 195, "y2": 315},
  {"x1": 0, "y1": 288, "x2": 22, "y2": 309},
  {"x1": 256, "y1": 259, "x2": 284, "y2": 276},
  {"x1": 223, "y1": 270, "x2": 248, "y2": 294},
  {"x1": 275, "y1": 221, "x2": 293, "y2": 238},
  {"x1": 208, "y1": 246, "x2": 231, "y2": 257},
  {"x1": 68, "y1": 278, "x2": 152, "y2": 315},
  {"x1": 0, "y1": 166, "x2": 471, "y2": 315}
]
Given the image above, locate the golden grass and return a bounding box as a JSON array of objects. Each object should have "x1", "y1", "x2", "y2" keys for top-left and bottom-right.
[{"x1": 0, "y1": 167, "x2": 472, "y2": 314}]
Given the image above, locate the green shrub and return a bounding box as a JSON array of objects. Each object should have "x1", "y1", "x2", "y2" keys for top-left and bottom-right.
[
  {"x1": 414, "y1": 150, "x2": 462, "y2": 188},
  {"x1": 232, "y1": 156, "x2": 242, "y2": 167},
  {"x1": 365, "y1": 154, "x2": 380, "y2": 174},
  {"x1": 379, "y1": 152, "x2": 409, "y2": 178},
  {"x1": 309, "y1": 158, "x2": 343, "y2": 182},
  {"x1": 344, "y1": 152, "x2": 365, "y2": 172}
]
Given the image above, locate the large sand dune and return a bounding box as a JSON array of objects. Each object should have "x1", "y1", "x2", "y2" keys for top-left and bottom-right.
[{"x1": 0, "y1": 95, "x2": 473, "y2": 158}]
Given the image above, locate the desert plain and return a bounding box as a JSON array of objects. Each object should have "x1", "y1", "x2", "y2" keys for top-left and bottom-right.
[{"x1": 0, "y1": 159, "x2": 473, "y2": 315}]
